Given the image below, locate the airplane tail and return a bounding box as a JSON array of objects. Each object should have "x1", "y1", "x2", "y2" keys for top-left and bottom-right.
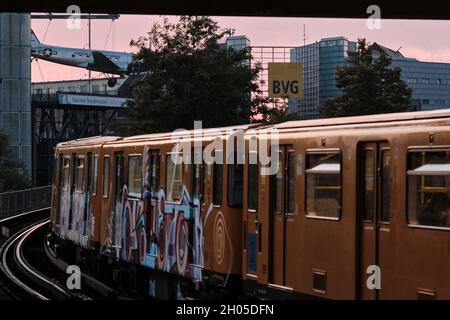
[{"x1": 31, "y1": 29, "x2": 40, "y2": 45}]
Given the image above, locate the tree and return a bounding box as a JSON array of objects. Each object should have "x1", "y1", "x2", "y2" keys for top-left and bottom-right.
[
  {"x1": 318, "y1": 38, "x2": 412, "y2": 118},
  {"x1": 257, "y1": 98, "x2": 304, "y2": 124},
  {"x1": 0, "y1": 130, "x2": 30, "y2": 193},
  {"x1": 123, "y1": 16, "x2": 281, "y2": 135}
]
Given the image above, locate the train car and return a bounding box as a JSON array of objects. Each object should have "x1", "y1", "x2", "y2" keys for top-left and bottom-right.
[
  {"x1": 52, "y1": 124, "x2": 262, "y2": 298},
  {"x1": 242, "y1": 115, "x2": 450, "y2": 300},
  {"x1": 49, "y1": 109, "x2": 450, "y2": 299},
  {"x1": 51, "y1": 136, "x2": 121, "y2": 253}
]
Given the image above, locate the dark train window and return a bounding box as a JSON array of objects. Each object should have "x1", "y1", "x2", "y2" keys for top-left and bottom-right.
[
  {"x1": 149, "y1": 151, "x2": 160, "y2": 193},
  {"x1": 213, "y1": 163, "x2": 223, "y2": 206},
  {"x1": 63, "y1": 158, "x2": 70, "y2": 190},
  {"x1": 407, "y1": 150, "x2": 450, "y2": 229},
  {"x1": 248, "y1": 151, "x2": 258, "y2": 210},
  {"x1": 192, "y1": 163, "x2": 205, "y2": 202},
  {"x1": 128, "y1": 155, "x2": 143, "y2": 195},
  {"x1": 362, "y1": 149, "x2": 375, "y2": 221},
  {"x1": 75, "y1": 157, "x2": 85, "y2": 192},
  {"x1": 306, "y1": 152, "x2": 341, "y2": 219},
  {"x1": 56, "y1": 154, "x2": 63, "y2": 187},
  {"x1": 92, "y1": 155, "x2": 99, "y2": 195},
  {"x1": 191, "y1": 148, "x2": 205, "y2": 203},
  {"x1": 103, "y1": 157, "x2": 110, "y2": 197},
  {"x1": 287, "y1": 152, "x2": 296, "y2": 213},
  {"x1": 166, "y1": 153, "x2": 184, "y2": 202},
  {"x1": 274, "y1": 152, "x2": 283, "y2": 214},
  {"x1": 228, "y1": 152, "x2": 243, "y2": 208},
  {"x1": 56, "y1": 154, "x2": 63, "y2": 183},
  {"x1": 145, "y1": 149, "x2": 160, "y2": 193},
  {"x1": 381, "y1": 150, "x2": 392, "y2": 222}
]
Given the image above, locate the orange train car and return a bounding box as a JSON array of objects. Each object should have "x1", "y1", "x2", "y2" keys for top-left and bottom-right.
[{"x1": 49, "y1": 109, "x2": 450, "y2": 299}]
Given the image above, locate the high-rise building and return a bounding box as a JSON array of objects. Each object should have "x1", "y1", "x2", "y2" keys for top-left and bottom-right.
[
  {"x1": 372, "y1": 43, "x2": 450, "y2": 112},
  {"x1": 225, "y1": 35, "x2": 250, "y2": 51},
  {"x1": 289, "y1": 37, "x2": 450, "y2": 119},
  {"x1": 290, "y1": 36, "x2": 356, "y2": 119},
  {"x1": 319, "y1": 37, "x2": 356, "y2": 106},
  {"x1": 0, "y1": 13, "x2": 32, "y2": 173},
  {"x1": 290, "y1": 42, "x2": 320, "y2": 119}
]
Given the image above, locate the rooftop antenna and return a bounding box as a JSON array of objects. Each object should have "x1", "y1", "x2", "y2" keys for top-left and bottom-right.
[
  {"x1": 303, "y1": 24, "x2": 308, "y2": 46},
  {"x1": 396, "y1": 46, "x2": 402, "y2": 53}
]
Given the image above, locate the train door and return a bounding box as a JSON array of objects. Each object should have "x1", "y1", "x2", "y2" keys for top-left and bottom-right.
[
  {"x1": 269, "y1": 145, "x2": 294, "y2": 287},
  {"x1": 113, "y1": 152, "x2": 124, "y2": 248},
  {"x1": 359, "y1": 142, "x2": 391, "y2": 299}
]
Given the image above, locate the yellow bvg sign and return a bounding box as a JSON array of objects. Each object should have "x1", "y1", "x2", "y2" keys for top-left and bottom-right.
[{"x1": 268, "y1": 62, "x2": 303, "y2": 99}]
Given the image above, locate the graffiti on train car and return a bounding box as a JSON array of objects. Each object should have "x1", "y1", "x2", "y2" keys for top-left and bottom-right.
[
  {"x1": 59, "y1": 164, "x2": 92, "y2": 248},
  {"x1": 111, "y1": 185, "x2": 207, "y2": 282}
]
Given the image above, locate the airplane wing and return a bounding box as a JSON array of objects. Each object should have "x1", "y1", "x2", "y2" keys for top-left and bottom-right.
[{"x1": 88, "y1": 51, "x2": 123, "y2": 74}]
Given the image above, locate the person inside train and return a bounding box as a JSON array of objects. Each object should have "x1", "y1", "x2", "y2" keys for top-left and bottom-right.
[{"x1": 419, "y1": 192, "x2": 450, "y2": 228}]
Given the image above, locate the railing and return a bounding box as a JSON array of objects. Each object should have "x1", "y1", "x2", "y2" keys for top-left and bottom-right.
[
  {"x1": 0, "y1": 186, "x2": 52, "y2": 219},
  {"x1": 32, "y1": 90, "x2": 120, "y2": 102}
]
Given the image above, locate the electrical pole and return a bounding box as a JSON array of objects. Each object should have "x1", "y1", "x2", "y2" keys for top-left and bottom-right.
[
  {"x1": 88, "y1": 13, "x2": 91, "y2": 92},
  {"x1": 303, "y1": 24, "x2": 307, "y2": 46}
]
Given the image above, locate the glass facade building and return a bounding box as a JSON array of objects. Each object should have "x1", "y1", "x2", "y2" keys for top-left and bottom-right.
[
  {"x1": 319, "y1": 37, "x2": 356, "y2": 106},
  {"x1": 289, "y1": 37, "x2": 450, "y2": 119},
  {"x1": 290, "y1": 42, "x2": 320, "y2": 119},
  {"x1": 372, "y1": 44, "x2": 450, "y2": 111},
  {"x1": 224, "y1": 35, "x2": 450, "y2": 119},
  {"x1": 225, "y1": 35, "x2": 251, "y2": 51},
  {"x1": 289, "y1": 37, "x2": 356, "y2": 119}
]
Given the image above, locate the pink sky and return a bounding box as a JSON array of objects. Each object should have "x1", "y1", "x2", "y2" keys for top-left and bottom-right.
[{"x1": 31, "y1": 15, "x2": 450, "y2": 82}]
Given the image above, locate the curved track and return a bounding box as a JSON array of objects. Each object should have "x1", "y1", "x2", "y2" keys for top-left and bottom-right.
[{"x1": 0, "y1": 210, "x2": 88, "y2": 300}]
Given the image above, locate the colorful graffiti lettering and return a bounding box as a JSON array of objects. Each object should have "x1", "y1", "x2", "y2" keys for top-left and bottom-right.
[
  {"x1": 59, "y1": 167, "x2": 92, "y2": 248},
  {"x1": 114, "y1": 184, "x2": 205, "y2": 283}
]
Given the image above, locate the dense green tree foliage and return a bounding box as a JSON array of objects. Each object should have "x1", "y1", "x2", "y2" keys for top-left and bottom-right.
[
  {"x1": 124, "y1": 16, "x2": 283, "y2": 134},
  {"x1": 319, "y1": 39, "x2": 412, "y2": 118}
]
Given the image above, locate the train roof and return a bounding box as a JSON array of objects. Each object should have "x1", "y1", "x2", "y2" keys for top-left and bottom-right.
[
  {"x1": 56, "y1": 136, "x2": 122, "y2": 148},
  {"x1": 277, "y1": 123, "x2": 450, "y2": 140},
  {"x1": 55, "y1": 108, "x2": 450, "y2": 149},
  {"x1": 114, "y1": 123, "x2": 262, "y2": 143},
  {"x1": 273, "y1": 108, "x2": 450, "y2": 131}
]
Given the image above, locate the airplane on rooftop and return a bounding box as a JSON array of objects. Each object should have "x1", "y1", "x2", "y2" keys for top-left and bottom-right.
[{"x1": 31, "y1": 30, "x2": 133, "y2": 87}]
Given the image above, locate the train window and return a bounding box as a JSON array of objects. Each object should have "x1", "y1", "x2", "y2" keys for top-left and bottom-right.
[
  {"x1": 86, "y1": 153, "x2": 92, "y2": 194},
  {"x1": 92, "y1": 155, "x2": 99, "y2": 194},
  {"x1": 228, "y1": 153, "x2": 243, "y2": 208},
  {"x1": 56, "y1": 155, "x2": 63, "y2": 188},
  {"x1": 274, "y1": 152, "x2": 283, "y2": 214},
  {"x1": 213, "y1": 163, "x2": 223, "y2": 206},
  {"x1": 287, "y1": 152, "x2": 295, "y2": 213},
  {"x1": 407, "y1": 150, "x2": 450, "y2": 229},
  {"x1": 103, "y1": 157, "x2": 110, "y2": 197},
  {"x1": 192, "y1": 163, "x2": 205, "y2": 202},
  {"x1": 191, "y1": 149, "x2": 205, "y2": 203},
  {"x1": 362, "y1": 149, "x2": 375, "y2": 221},
  {"x1": 381, "y1": 150, "x2": 392, "y2": 222},
  {"x1": 75, "y1": 158, "x2": 85, "y2": 192},
  {"x1": 52, "y1": 154, "x2": 59, "y2": 187},
  {"x1": 166, "y1": 153, "x2": 184, "y2": 202},
  {"x1": 63, "y1": 158, "x2": 70, "y2": 189},
  {"x1": 128, "y1": 156, "x2": 143, "y2": 195},
  {"x1": 306, "y1": 152, "x2": 341, "y2": 219},
  {"x1": 148, "y1": 151, "x2": 160, "y2": 192},
  {"x1": 248, "y1": 151, "x2": 258, "y2": 210}
]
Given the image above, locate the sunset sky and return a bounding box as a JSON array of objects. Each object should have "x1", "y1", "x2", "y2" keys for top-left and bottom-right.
[{"x1": 31, "y1": 15, "x2": 450, "y2": 82}]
